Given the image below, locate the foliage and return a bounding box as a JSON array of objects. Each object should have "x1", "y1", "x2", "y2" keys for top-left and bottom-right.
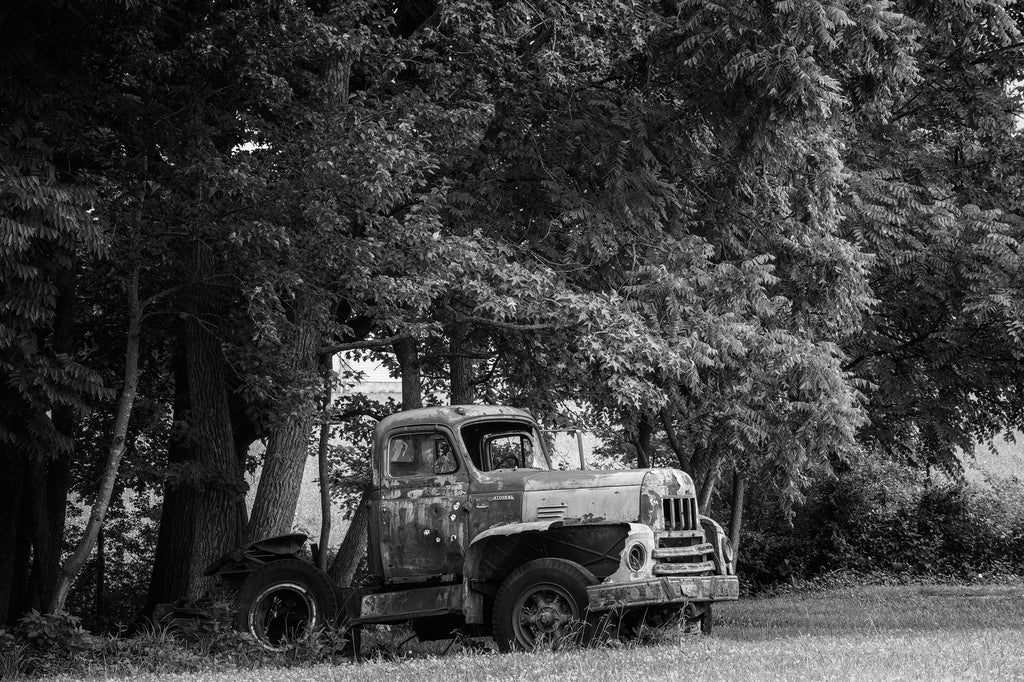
[
  {"x1": 0, "y1": 10, "x2": 106, "y2": 457},
  {"x1": 843, "y1": 0, "x2": 1024, "y2": 471},
  {"x1": 62, "y1": 491, "x2": 160, "y2": 631},
  {"x1": 0, "y1": 600, "x2": 359, "y2": 678},
  {"x1": 738, "y1": 459, "x2": 1024, "y2": 586}
]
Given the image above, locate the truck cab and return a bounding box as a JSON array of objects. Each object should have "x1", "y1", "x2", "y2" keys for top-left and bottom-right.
[{"x1": 210, "y1": 405, "x2": 739, "y2": 652}]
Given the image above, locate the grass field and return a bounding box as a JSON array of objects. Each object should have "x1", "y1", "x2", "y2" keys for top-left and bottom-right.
[{"x1": 42, "y1": 582, "x2": 1024, "y2": 682}]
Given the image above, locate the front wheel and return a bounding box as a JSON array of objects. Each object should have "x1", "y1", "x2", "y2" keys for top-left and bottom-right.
[
  {"x1": 684, "y1": 603, "x2": 713, "y2": 635},
  {"x1": 492, "y1": 558, "x2": 597, "y2": 652},
  {"x1": 235, "y1": 559, "x2": 338, "y2": 651}
]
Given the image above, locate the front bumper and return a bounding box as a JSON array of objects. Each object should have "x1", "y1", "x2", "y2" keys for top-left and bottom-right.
[{"x1": 587, "y1": 574, "x2": 739, "y2": 611}]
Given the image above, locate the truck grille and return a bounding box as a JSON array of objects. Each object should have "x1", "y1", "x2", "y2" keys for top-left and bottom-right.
[
  {"x1": 653, "y1": 497, "x2": 714, "y2": 576},
  {"x1": 662, "y1": 497, "x2": 698, "y2": 531}
]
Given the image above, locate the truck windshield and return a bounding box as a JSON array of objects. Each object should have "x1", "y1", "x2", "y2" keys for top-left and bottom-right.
[{"x1": 461, "y1": 421, "x2": 551, "y2": 472}]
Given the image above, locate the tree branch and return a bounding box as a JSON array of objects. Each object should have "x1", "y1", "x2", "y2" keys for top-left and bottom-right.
[
  {"x1": 461, "y1": 315, "x2": 556, "y2": 331},
  {"x1": 319, "y1": 333, "x2": 413, "y2": 355}
]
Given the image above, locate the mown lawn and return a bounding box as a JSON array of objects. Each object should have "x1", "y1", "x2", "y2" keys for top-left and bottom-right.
[{"x1": 43, "y1": 583, "x2": 1024, "y2": 682}]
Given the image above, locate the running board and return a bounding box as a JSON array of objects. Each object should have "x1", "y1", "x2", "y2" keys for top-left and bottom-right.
[{"x1": 352, "y1": 584, "x2": 462, "y2": 625}]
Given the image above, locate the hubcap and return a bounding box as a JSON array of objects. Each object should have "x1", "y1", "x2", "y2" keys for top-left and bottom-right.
[{"x1": 512, "y1": 583, "x2": 579, "y2": 649}]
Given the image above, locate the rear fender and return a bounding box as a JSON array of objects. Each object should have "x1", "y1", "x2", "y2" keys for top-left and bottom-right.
[{"x1": 203, "y1": 533, "x2": 310, "y2": 580}]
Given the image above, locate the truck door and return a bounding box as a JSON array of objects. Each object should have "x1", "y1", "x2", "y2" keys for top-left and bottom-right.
[{"x1": 378, "y1": 428, "x2": 470, "y2": 583}]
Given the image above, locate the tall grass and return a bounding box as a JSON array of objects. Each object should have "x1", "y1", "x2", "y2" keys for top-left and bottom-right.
[{"x1": 33, "y1": 582, "x2": 1024, "y2": 682}]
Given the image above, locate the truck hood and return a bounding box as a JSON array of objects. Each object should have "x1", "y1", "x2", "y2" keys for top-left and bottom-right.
[
  {"x1": 474, "y1": 468, "x2": 649, "y2": 492},
  {"x1": 471, "y1": 468, "x2": 693, "y2": 527}
]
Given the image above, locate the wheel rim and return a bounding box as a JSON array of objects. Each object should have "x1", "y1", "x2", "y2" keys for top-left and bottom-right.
[
  {"x1": 248, "y1": 582, "x2": 318, "y2": 650},
  {"x1": 511, "y1": 581, "x2": 580, "y2": 649}
]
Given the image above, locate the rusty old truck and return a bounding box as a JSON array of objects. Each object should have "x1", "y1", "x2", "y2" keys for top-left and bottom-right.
[{"x1": 205, "y1": 405, "x2": 739, "y2": 652}]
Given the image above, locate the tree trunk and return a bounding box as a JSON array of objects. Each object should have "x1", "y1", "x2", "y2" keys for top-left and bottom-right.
[
  {"x1": 27, "y1": 456, "x2": 69, "y2": 612},
  {"x1": 728, "y1": 469, "x2": 746, "y2": 553},
  {"x1": 246, "y1": 418, "x2": 313, "y2": 543},
  {"x1": 95, "y1": 526, "x2": 105, "y2": 622},
  {"x1": 143, "y1": 342, "x2": 197, "y2": 617},
  {"x1": 659, "y1": 408, "x2": 689, "y2": 471},
  {"x1": 393, "y1": 337, "x2": 422, "y2": 410},
  {"x1": 11, "y1": 498, "x2": 32, "y2": 619},
  {"x1": 327, "y1": 495, "x2": 369, "y2": 588},
  {"x1": 183, "y1": 309, "x2": 246, "y2": 598},
  {"x1": 50, "y1": 266, "x2": 142, "y2": 614},
  {"x1": 246, "y1": 304, "x2": 320, "y2": 544},
  {"x1": 698, "y1": 454, "x2": 720, "y2": 514},
  {"x1": 449, "y1": 325, "x2": 474, "y2": 404},
  {"x1": 633, "y1": 413, "x2": 653, "y2": 468},
  {"x1": 181, "y1": 241, "x2": 246, "y2": 599},
  {"x1": 316, "y1": 420, "x2": 332, "y2": 572},
  {"x1": 229, "y1": 389, "x2": 259, "y2": 469},
  {"x1": 0, "y1": 453, "x2": 27, "y2": 624},
  {"x1": 25, "y1": 266, "x2": 76, "y2": 614}
]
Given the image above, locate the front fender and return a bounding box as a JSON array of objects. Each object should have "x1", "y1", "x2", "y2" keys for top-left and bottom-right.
[
  {"x1": 699, "y1": 517, "x2": 735, "y2": 575},
  {"x1": 463, "y1": 521, "x2": 559, "y2": 578}
]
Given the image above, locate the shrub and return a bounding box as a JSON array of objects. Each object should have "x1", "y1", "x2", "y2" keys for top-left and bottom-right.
[
  {"x1": 737, "y1": 460, "x2": 1024, "y2": 588},
  {"x1": 0, "y1": 601, "x2": 355, "y2": 678}
]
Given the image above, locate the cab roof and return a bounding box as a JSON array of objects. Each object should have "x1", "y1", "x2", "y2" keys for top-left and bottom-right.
[{"x1": 374, "y1": 405, "x2": 535, "y2": 435}]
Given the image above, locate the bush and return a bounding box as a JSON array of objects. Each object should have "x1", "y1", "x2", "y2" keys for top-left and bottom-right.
[
  {"x1": 0, "y1": 602, "x2": 354, "y2": 678},
  {"x1": 737, "y1": 460, "x2": 1024, "y2": 588}
]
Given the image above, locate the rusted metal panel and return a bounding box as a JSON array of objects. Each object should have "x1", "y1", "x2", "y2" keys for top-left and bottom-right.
[
  {"x1": 522, "y1": 486, "x2": 636, "y2": 526},
  {"x1": 653, "y1": 529, "x2": 704, "y2": 539},
  {"x1": 639, "y1": 469, "x2": 699, "y2": 530},
  {"x1": 379, "y1": 477, "x2": 470, "y2": 583},
  {"x1": 467, "y1": 469, "x2": 650, "y2": 536},
  {"x1": 356, "y1": 584, "x2": 463, "y2": 624},
  {"x1": 652, "y1": 560, "x2": 716, "y2": 575},
  {"x1": 466, "y1": 489, "x2": 525, "y2": 538},
  {"x1": 376, "y1": 406, "x2": 534, "y2": 434},
  {"x1": 652, "y1": 542, "x2": 714, "y2": 559},
  {"x1": 587, "y1": 575, "x2": 740, "y2": 611}
]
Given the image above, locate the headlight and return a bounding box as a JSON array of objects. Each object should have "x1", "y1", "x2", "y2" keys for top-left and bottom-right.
[
  {"x1": 722, "y1": 536, "x2": 735, "y2": 566},
  {"x1": 625, "y1": 541, "x2": 647, "y2": 571}
]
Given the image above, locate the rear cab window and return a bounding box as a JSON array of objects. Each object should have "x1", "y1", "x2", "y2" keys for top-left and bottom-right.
[{"x1": 460, "y1": 419, "x2": 551, "y2": 472}]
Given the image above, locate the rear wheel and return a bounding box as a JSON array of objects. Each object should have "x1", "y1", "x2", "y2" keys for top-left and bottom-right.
[
  {"x1": 492, "y1": 558, "x2": 597, "y2": 652},
  {"x1": 235, "y1": 559, "x2": 338, "y2": 651}
]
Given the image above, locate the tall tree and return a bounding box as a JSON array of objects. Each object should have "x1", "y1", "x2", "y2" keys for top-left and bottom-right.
[{"x1": 843, "y1": 0, "x2": 1024, "y2": 471}]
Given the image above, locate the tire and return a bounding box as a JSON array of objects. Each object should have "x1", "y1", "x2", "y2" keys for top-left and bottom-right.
[
  {"x1": 620, "y1": 603, "x2": 712, "y2": 640},
  {"x1": 235, "y1": 559, "x2": 338, "y2": 651},
  {"x1": 492, "y1": 558, "x2": 597, "y2": 652},
  {"x1": 685, "y1": 603, "x2": 713, "y2": 635}
]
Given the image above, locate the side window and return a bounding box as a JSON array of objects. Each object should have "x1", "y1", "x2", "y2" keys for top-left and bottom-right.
[{"x1": 388, "y1": 433, "x2": 458, "y2": 478}]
